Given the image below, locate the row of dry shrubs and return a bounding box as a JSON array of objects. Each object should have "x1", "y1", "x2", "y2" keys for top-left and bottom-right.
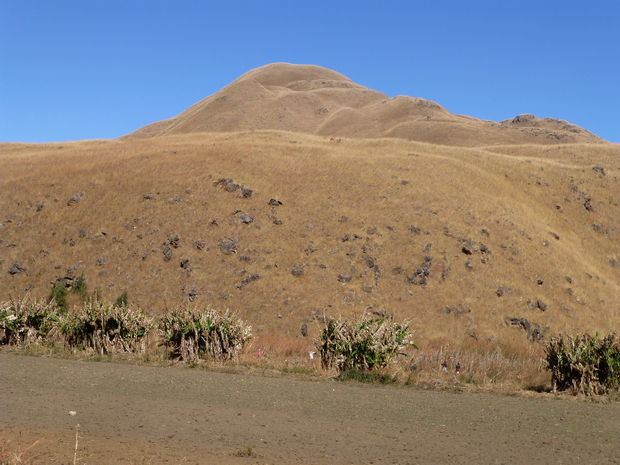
[
  {"x1": 3, "y1": 296, "x2": 618, "y2": 397},
  {"x1": 0, "y1": 297, "x2": 251, "y2": 362}
]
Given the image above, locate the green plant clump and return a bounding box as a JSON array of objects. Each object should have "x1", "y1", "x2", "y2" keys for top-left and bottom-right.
[
  {"x1": 49, "y1": 281, "x2": 69, "y2": 313},
  {"x1": 316, "y1": 315, "x2": 417, "y2": 372},
  {"x1": 115, "y1": 291, "x2": 128, "y2": 308},
  {"x1": 159, "y1": 307, "x2": 252, "y2": 362},
  {"x1": 545, "y1": 332, "x2": 620, "y2": 395},
  {"x1": 61, "y1": 302, "x2": 154, "y2": 354},
  {"x1": 0, "y1": 297, "x2": 60, "y2": 345},
  {"x1": 72, "y1": 273, "x2": 88, "y2": 302}
]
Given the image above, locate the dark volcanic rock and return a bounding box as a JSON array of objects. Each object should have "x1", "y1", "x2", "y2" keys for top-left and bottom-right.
[
  {"x1": 338, "y1": 273, "x2": 352, "y2": 283},
  {"x1": 220, "y1": 238, "x2": 238, "y2": 254},
  {"x1": 8, "y1": 263, "x2": 26, "y2": 275},
  {"x1": 163, "y1": 246, "x2": 173, "y2": 261}
]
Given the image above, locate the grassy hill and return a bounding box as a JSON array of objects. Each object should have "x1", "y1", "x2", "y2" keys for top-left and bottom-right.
[
  {"x1": 2, "y1": 131, "x2": 619, "y2": 353},
  {"x1": 2, "y1": 63, "x2": 619, "y2": 365}
]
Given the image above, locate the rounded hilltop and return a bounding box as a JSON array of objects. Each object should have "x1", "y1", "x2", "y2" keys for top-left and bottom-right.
[{"x1": 123, "y1": 62, "x2": 606, "y2": 146}]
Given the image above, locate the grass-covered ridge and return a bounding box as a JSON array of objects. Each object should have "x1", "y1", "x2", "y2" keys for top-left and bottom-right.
[{"x1": 1, "y1": 131, "x2": 619, "y2": 371}]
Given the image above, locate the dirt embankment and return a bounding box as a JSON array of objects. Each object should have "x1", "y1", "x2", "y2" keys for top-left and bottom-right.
[{"x1": 2, "y1": 352, "x2": 620, "y2": 464}]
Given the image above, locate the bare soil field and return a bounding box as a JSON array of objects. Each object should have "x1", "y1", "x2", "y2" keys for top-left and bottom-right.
[{"x1": 2, "y1": 352, "x2": 619, "y2": 464}]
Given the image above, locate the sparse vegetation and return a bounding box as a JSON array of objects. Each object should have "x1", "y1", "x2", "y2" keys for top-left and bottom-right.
[
  {"x1": 114, "y1": 291, "x2": 128, "y2": 308},
  {"x1": 0, "y1": 427, "x2": 46, "y2": 465},
  {"x1": 72, "y1": 273, "x2": 88, "y2": 302},
  {"x1": 234, "y1": 446, "x2": 253, "y2": 457},
  {"x1": 336, "y1": 368, "x2": 398, "y2": 385},
  {"x1": 316, "y1": 315, "x2": 416, "y2": 372},
  {"x1": 49, "y1": 281, "x2": 69, "y2": 313},
  {"x1": 545, "y1": 332, "x2": 620, "y2": 395},
  {"x1": 159, "y1": 307, "x2": 252, "y2": 362},
  {"x1": 0, "y1": 297, "x2": 60, "y2": 345},
  {"x1": 61, "y1": 301, "x2": 154, "y2": 354}
]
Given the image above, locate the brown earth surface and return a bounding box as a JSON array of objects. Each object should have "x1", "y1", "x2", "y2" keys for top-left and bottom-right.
[{"x1": 2, "y1": 352, "x2": 620, "y2": 464}]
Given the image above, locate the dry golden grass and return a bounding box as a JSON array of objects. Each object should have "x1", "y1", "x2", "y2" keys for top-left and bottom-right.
[
  {"x1": 1, "y1": 130, "x2": 619, "y2": 369},
  {"x1": 124, "y1": 63, "x2": 605, "y2": 147}
]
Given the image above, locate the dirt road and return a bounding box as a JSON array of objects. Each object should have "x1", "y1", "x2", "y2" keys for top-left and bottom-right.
[{"x1": 1, "y1": 352, "x2": 619, "y2": 464}]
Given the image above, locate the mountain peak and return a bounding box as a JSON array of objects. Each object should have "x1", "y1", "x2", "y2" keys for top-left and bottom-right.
[{"x1": 124, "y1": 63, "x2": 605, "y2": 146}]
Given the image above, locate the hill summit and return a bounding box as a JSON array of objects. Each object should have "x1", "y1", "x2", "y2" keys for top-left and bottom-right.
[{"x1": 123, "y1": 63, "x2": 604, "y2": 146}]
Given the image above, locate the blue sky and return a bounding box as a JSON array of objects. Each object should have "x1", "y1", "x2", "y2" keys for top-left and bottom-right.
[{"x1": 1, "y1": 1, "x2": 619, "y2": 143}]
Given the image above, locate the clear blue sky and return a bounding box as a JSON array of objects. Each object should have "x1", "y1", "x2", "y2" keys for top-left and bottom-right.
[{"x1": 1, "y1": 1, "x2": 619, "y2": 143}]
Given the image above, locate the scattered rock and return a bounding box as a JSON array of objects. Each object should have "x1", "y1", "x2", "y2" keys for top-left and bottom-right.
[
  {"x1": 461, "y1": 243, "x2": 475, "y2": 255},
  {"x1": 505, "y1": 316, "x2": 530, "y2": 331},
  {"x1": 504, "y1": 316, "x2": 546, "y2": 342},
  {"x1": 192, "y1": 241, "x2": 206, "y2": 250},
  {"x1": 592, "y1": 166, "x2": 606, "y2": 176},
  {"x1": 239, "y1": 273, "x2": 260, "y2": 288},
  {"x1": 441, "y1": 304, "x2": 471, "y2": 318},
  {"x1": 362, "y1": 286, "x2": 373, "y2": 293},
  {"x1": 220, "y1": 238, "x2": 237, "y2": 254},
  {"x1": 8, "y1": 263, "x2": 26, "y2": 275},
  {"x1": 338, "y1": 273, "x2": 352, "y2": 283},
  {"x1": 143, "y1": 193, "x2": 154, "y2": 200},
  {"x1": 536, "y1": 299, "x2": 548, "y2": 311},
  {"x1": 291, "y1": 266, "x2": 304, "y2": 277},
  {"x1": 268, "y1": 199, "x2": 282, "y2": 206},
  {"x1": 300, "y1": 323, "x2": 308, "y2": 337},
  {"x1": 549, "y1": 232, "x2": 560, "y2": 240},
  {"x1": 584, "y1": 200, "x2": 595, "y2": 212},
  {"x1": 370, "y1": 308, "x2": 391, "y2": 318},
  {"x1": 496, "y1": 286, "x2": 512, "y2": 297},
  {"x1": 67, "y1": 191, "x2": 84, "y2": 206},
  {"x1": 241, "y1": 188, "x2": 253, "y2": 198},
  {"x1": 180, "y1": 259, "x2": 190, "y2": 269},
  {"x1": 36, "y1": 203, "x2": 44, "y2": 212},
  {"x1": 610, "y1": 258, "x2": 618, "y2": 268},
  {"x1": 239, "y1": 213, "x2": 254, "y2": 224},
  {"x1": 166, "y1": 235, "x2": 180, "y2": 248},
  {"x1": 406, "y1": 256, "x2": 433, "y2": 285},
  {"x1": 409, "y1": 226, "x2": 421, "y2": 235},
  {"x1": 95, "y1": 257, "x2": 108, "y2": 266},
  {"x1": 163, "y1": 246, "x2": 173, "y2": 261},
  {"x1": 188, "y1": 287, "x2": 198, "y2": 302}
]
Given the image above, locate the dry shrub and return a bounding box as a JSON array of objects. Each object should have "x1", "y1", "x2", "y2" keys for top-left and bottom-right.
[
  {"x1": 546, "y1": 332, "x2": 620, "y2": 395},
  {"x1": 0, "y1": 427, "x2": 46, "y2": 465},
  {"x1": 158, "y1": 307, "x2": 252, "y2": 362},
  {"x1": 316, "y1": 315, "x2": 416, "y2": 372},
  {"x1": 0, "y1": 297, "x2": 60, "y2": 346},
  {"x1": 61, "y1": 301, "x2": 155, "y2": 355}
]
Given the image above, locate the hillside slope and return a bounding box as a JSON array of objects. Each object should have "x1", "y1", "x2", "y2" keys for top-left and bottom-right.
[
  {"x1": 2, "y1": 133, "x2": 619, "y2": 347},
  {"x1": 123, "y1": 63, "x2": 605, "y2": 147}
]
